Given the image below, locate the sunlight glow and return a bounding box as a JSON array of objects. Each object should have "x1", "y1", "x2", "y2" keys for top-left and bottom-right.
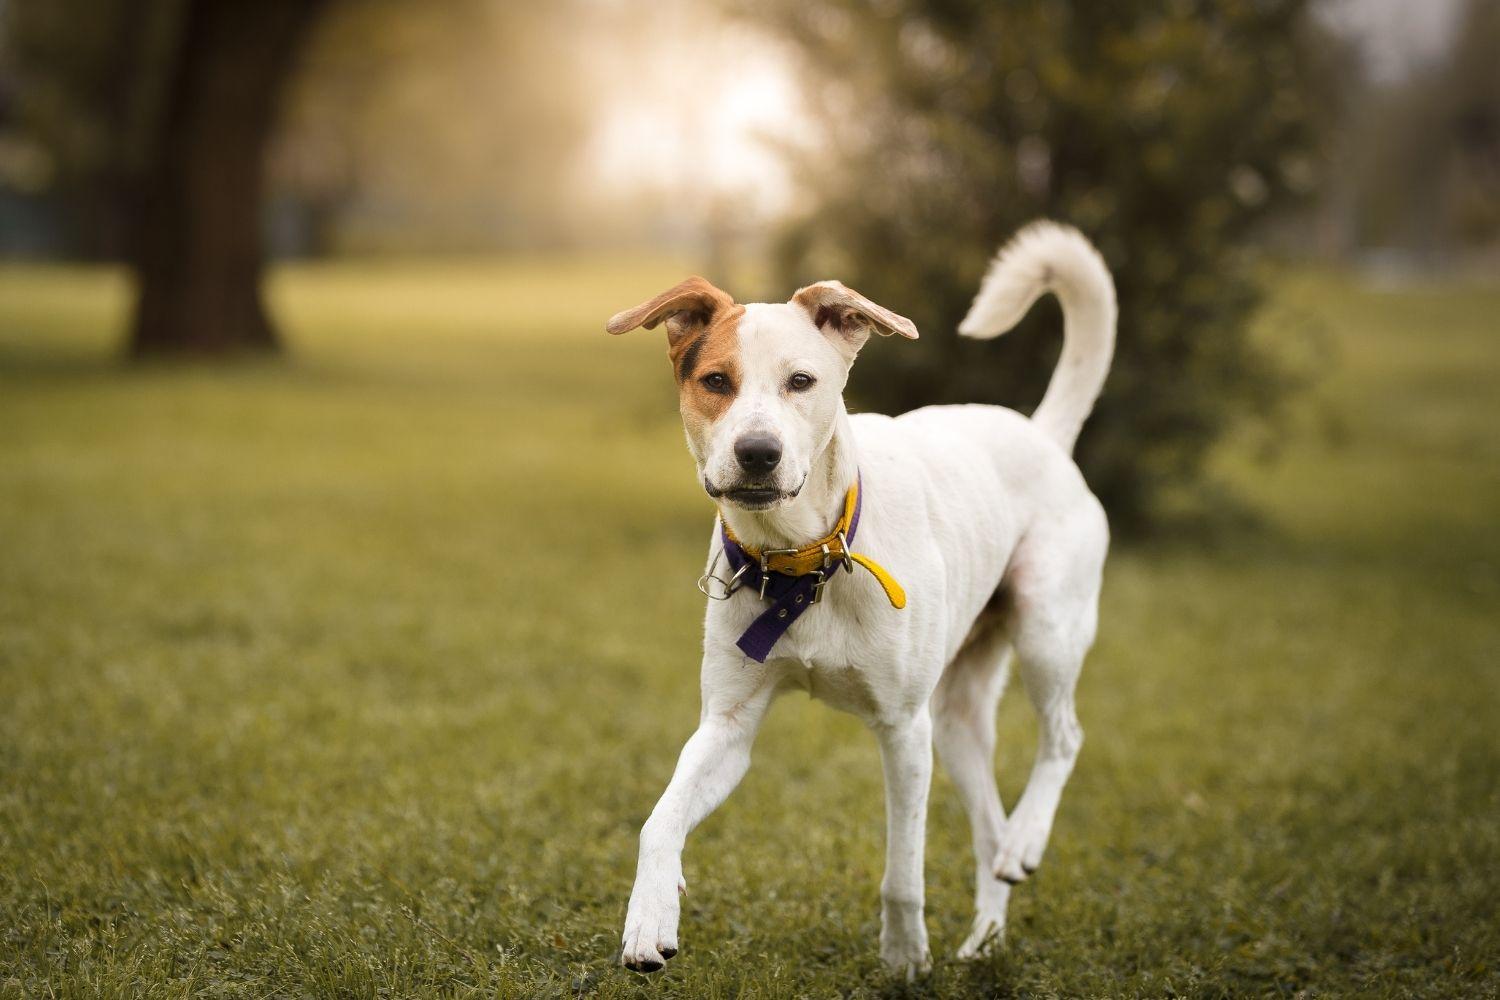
[{"x1": 586, "y1": 23, "x2": 806, "y2": 217}]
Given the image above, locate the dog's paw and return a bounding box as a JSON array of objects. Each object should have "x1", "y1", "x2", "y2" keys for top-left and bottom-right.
[
  {"x1": 620, "y1": 916, "x2": 675, "y2": 973},
  {"x1": 881, "y1": 945, "x2": 933, "y2": 982},
  {"x1": 620, "y1": 877, "x2": 684, "y2": 973},
  {"x1": 880, "y1": 926, "x2": 931, "y2": 981},
  {"x1": 992, "y1": 808, "x2": 1053, "y2": 884},
  {"x1": 955, "y1": 912, "x2": 1006, "y2": 960}
]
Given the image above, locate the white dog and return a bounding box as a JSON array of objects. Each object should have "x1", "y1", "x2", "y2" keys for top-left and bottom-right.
[{"x1": 605, "y1": 221, "x2": 1116, "y2": 976}]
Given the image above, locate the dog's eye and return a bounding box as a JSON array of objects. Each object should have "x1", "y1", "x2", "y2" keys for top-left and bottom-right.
[
  {"x1": 701, "y1": 372, "x2": 731, "y2": 393},
  {"x1": 788, "y1": 372, "x2": 815, "y2": 392}
]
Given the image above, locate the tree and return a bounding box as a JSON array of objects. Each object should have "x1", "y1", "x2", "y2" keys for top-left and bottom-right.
[
  {"x1": 2, "y1": 0, "x2": 327, "y2": 356},
  {"x1": 131, "y1": 0, "x2": 328, "y2": 355},
  {"x1": 3, "y1": 0, "x2": 599, "y2": 353},
  {"x1": 760, "y1": 0, "x2": 1321, "y2": 531}
]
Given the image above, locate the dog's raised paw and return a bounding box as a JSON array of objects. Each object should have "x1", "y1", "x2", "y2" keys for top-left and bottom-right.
[
  {"x1": 621, "y1": 934, "x2": 675, "y2": 974},
  {"x1": 621, "y1": 877, "x2": 681, "y2": 974},
  {"x1": 620, "y1": 924, "x2": 677, "y2": 973},
  {"x1": 621, "y1": 940, "x2": 676, "y2": 974},
  {"x1": 992, "y1": 809, "x2": 1053, "y2": 884}
]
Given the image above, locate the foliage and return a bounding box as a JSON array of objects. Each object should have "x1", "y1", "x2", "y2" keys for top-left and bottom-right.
[
  {"x1": 760, "y1": 0, "x2": 1323, "y2": 530},
  {"x1": 1341, "y1": 0, "x2": 1500, "y2": 254},
  {"x1": 0, "y1": 0, "x2": 596, "y2": 260},
  {"x1": 1, "y1": 259, "x2": 1497, "y2": 997},
  {"x1": 0, "y1": 0, "x2": 176, "y2": 256}
]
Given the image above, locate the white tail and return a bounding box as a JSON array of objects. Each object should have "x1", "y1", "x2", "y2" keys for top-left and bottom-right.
[{"x1": 958, "y1": 221, "x2": 1117, "y2": 453}]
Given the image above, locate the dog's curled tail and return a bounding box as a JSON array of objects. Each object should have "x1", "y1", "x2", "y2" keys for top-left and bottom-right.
[{"x1": 958, "y1": 221, "x2": 1116, "y2": 454}]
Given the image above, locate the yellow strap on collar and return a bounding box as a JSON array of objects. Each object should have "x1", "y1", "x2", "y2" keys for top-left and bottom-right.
[
  {"x1": 849, "y1": 552, "x2": 907, "y2": 609},
  {"x1": 722, "y1": 480, "x2": 906, "y2": 610}
]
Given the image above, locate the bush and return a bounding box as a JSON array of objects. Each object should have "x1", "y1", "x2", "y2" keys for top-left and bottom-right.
[{"x1": 763, "y1": 0, "x2": 1319, "y2": 532}]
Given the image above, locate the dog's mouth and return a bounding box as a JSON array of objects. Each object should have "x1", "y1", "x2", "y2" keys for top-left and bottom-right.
[
  {"x1": 723, "y1": 487, "x2": 782, "y2": 509},
  {"x1": 704, "y1": 476, "x2": 805, "y2": 510}
]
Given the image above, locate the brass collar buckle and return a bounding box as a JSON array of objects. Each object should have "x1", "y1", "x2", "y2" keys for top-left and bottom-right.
[{"x1": 757, "y1": 545, "x2": 799, "y2": 599}]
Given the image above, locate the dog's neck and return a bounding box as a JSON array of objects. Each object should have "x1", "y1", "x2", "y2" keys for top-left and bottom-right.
[{"x1": 718, "y1": 406, "x2": 860, "y2": 552}]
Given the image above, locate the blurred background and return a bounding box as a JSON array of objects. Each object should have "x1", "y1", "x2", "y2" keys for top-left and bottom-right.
[
  {"x1": 1, "y1": 1, "x2": 1496, "y2": 997},
  {"x1": 1, "y1": 0, "x2": 1495, "y2": 526}
]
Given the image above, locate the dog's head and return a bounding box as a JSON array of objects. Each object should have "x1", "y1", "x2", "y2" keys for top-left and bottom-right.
[{"x1": 607, "y1": 277, "x2": 918, "y2": 511}]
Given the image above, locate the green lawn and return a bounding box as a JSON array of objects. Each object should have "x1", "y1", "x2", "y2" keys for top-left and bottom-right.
[{"x1": 1, "y1": 259, "x2": 1496, "y2": 998}]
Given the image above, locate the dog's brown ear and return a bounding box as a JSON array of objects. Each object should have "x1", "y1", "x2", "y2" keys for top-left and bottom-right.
[
  {"x1": 606, "y1": 277, "x2": 735, "y2": 346},
  {"x1": 792, "y1": 280, "x2": 918, "y2": 360}
]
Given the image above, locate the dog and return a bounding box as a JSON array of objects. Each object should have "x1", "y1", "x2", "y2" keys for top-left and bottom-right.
[{"x1": 605, "y1": 221, "x2": 1116, "y2": 976}]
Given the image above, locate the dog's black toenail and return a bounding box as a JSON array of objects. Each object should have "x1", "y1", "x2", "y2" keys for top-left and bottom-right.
[
  {"x1": 637, "y1": 959, "x2": 663, "y2": 973},
  {"x1": 997, "y1": 872, "x2": 1024, "y2": 885},
  {"x1": 1022, "y1": 862, "x2": 1038, "y2": 875},
  {"x1": 660, "y1": 947, "x2": 677, "y2": 959}
]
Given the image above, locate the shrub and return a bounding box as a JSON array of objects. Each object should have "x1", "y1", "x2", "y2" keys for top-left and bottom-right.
[{"x1": 763, "y1": 0, "x2": 1319, "y2": 531}]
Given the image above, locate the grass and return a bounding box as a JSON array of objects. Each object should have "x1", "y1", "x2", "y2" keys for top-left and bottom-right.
[{"x1": 0, "y1": 258, "x2": 1496, "y2": 998}]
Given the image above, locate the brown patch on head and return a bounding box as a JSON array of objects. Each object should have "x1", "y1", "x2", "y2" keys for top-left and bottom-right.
[
  {"x1": 606, "y1": 276, "x2": 745, "y2": 432},
  {"x1": 674, "y1": 304, "x2": 744, "y2": 429}
]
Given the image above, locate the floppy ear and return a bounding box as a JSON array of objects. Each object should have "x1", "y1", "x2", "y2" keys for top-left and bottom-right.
[
  {"x1": 792, "y1": 280, "x2": 919, "y2": 361},
  {"x1": 606, "y1": 276, "x2": 735, "y2": 346}
]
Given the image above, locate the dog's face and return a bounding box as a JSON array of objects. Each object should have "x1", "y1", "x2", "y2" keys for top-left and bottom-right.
[{"x1": 608, "y1": 278, "x2": 917, "y2": 511}]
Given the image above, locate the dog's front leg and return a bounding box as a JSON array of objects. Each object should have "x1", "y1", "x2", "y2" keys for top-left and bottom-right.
[
  {"x1": 621, "y1": 678, "x2": 776, "y2": 973},
  {"x1": 874, "y1": 708, "x2": 934, "y2": 978}
]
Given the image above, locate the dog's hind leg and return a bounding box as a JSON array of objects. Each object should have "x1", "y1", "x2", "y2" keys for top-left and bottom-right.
[
  {"x1": 932, "y1": 619, "x2": 1013, "y2": 958},
  {"x1": 990, "y1": 524, "x2": 1103, "y2": 884}
]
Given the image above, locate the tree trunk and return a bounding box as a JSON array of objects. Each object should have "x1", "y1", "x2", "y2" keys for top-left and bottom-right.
[{"x1": 129, "y1": 0, "x2": 326, "y2": 357}]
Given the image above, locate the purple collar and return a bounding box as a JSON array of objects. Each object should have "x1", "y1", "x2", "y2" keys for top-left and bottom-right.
[{"x1": 715, "y1": 475, "x2": 866, "y2": 662}]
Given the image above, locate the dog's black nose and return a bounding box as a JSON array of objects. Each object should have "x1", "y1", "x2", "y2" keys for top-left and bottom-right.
[{"x1": 734, "y1": 435, "x2": 782, "y2": 473}]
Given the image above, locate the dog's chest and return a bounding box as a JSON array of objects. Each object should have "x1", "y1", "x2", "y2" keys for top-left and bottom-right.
[
  {"x1": 771, "y1": 655, "x2": 882, "y2": 717},
  {"x1": 711, "y1": 569, "x2": 918, "y2": 720},
  {"x1": 766, "y1": 608, "x2": 903, "y2": 719}
]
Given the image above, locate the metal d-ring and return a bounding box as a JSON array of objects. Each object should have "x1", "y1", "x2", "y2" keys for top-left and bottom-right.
[
  {"x1": 697, "y1": 551, "x2": 750, "y2": 600},
  {"x1": 837, "y1": 531, "x2": 855, "y2": 573}
]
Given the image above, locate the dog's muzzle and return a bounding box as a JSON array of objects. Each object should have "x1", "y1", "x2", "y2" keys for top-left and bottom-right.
[{"x1": 703, "y1": 474, "x2": 804, "y2": 509}]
